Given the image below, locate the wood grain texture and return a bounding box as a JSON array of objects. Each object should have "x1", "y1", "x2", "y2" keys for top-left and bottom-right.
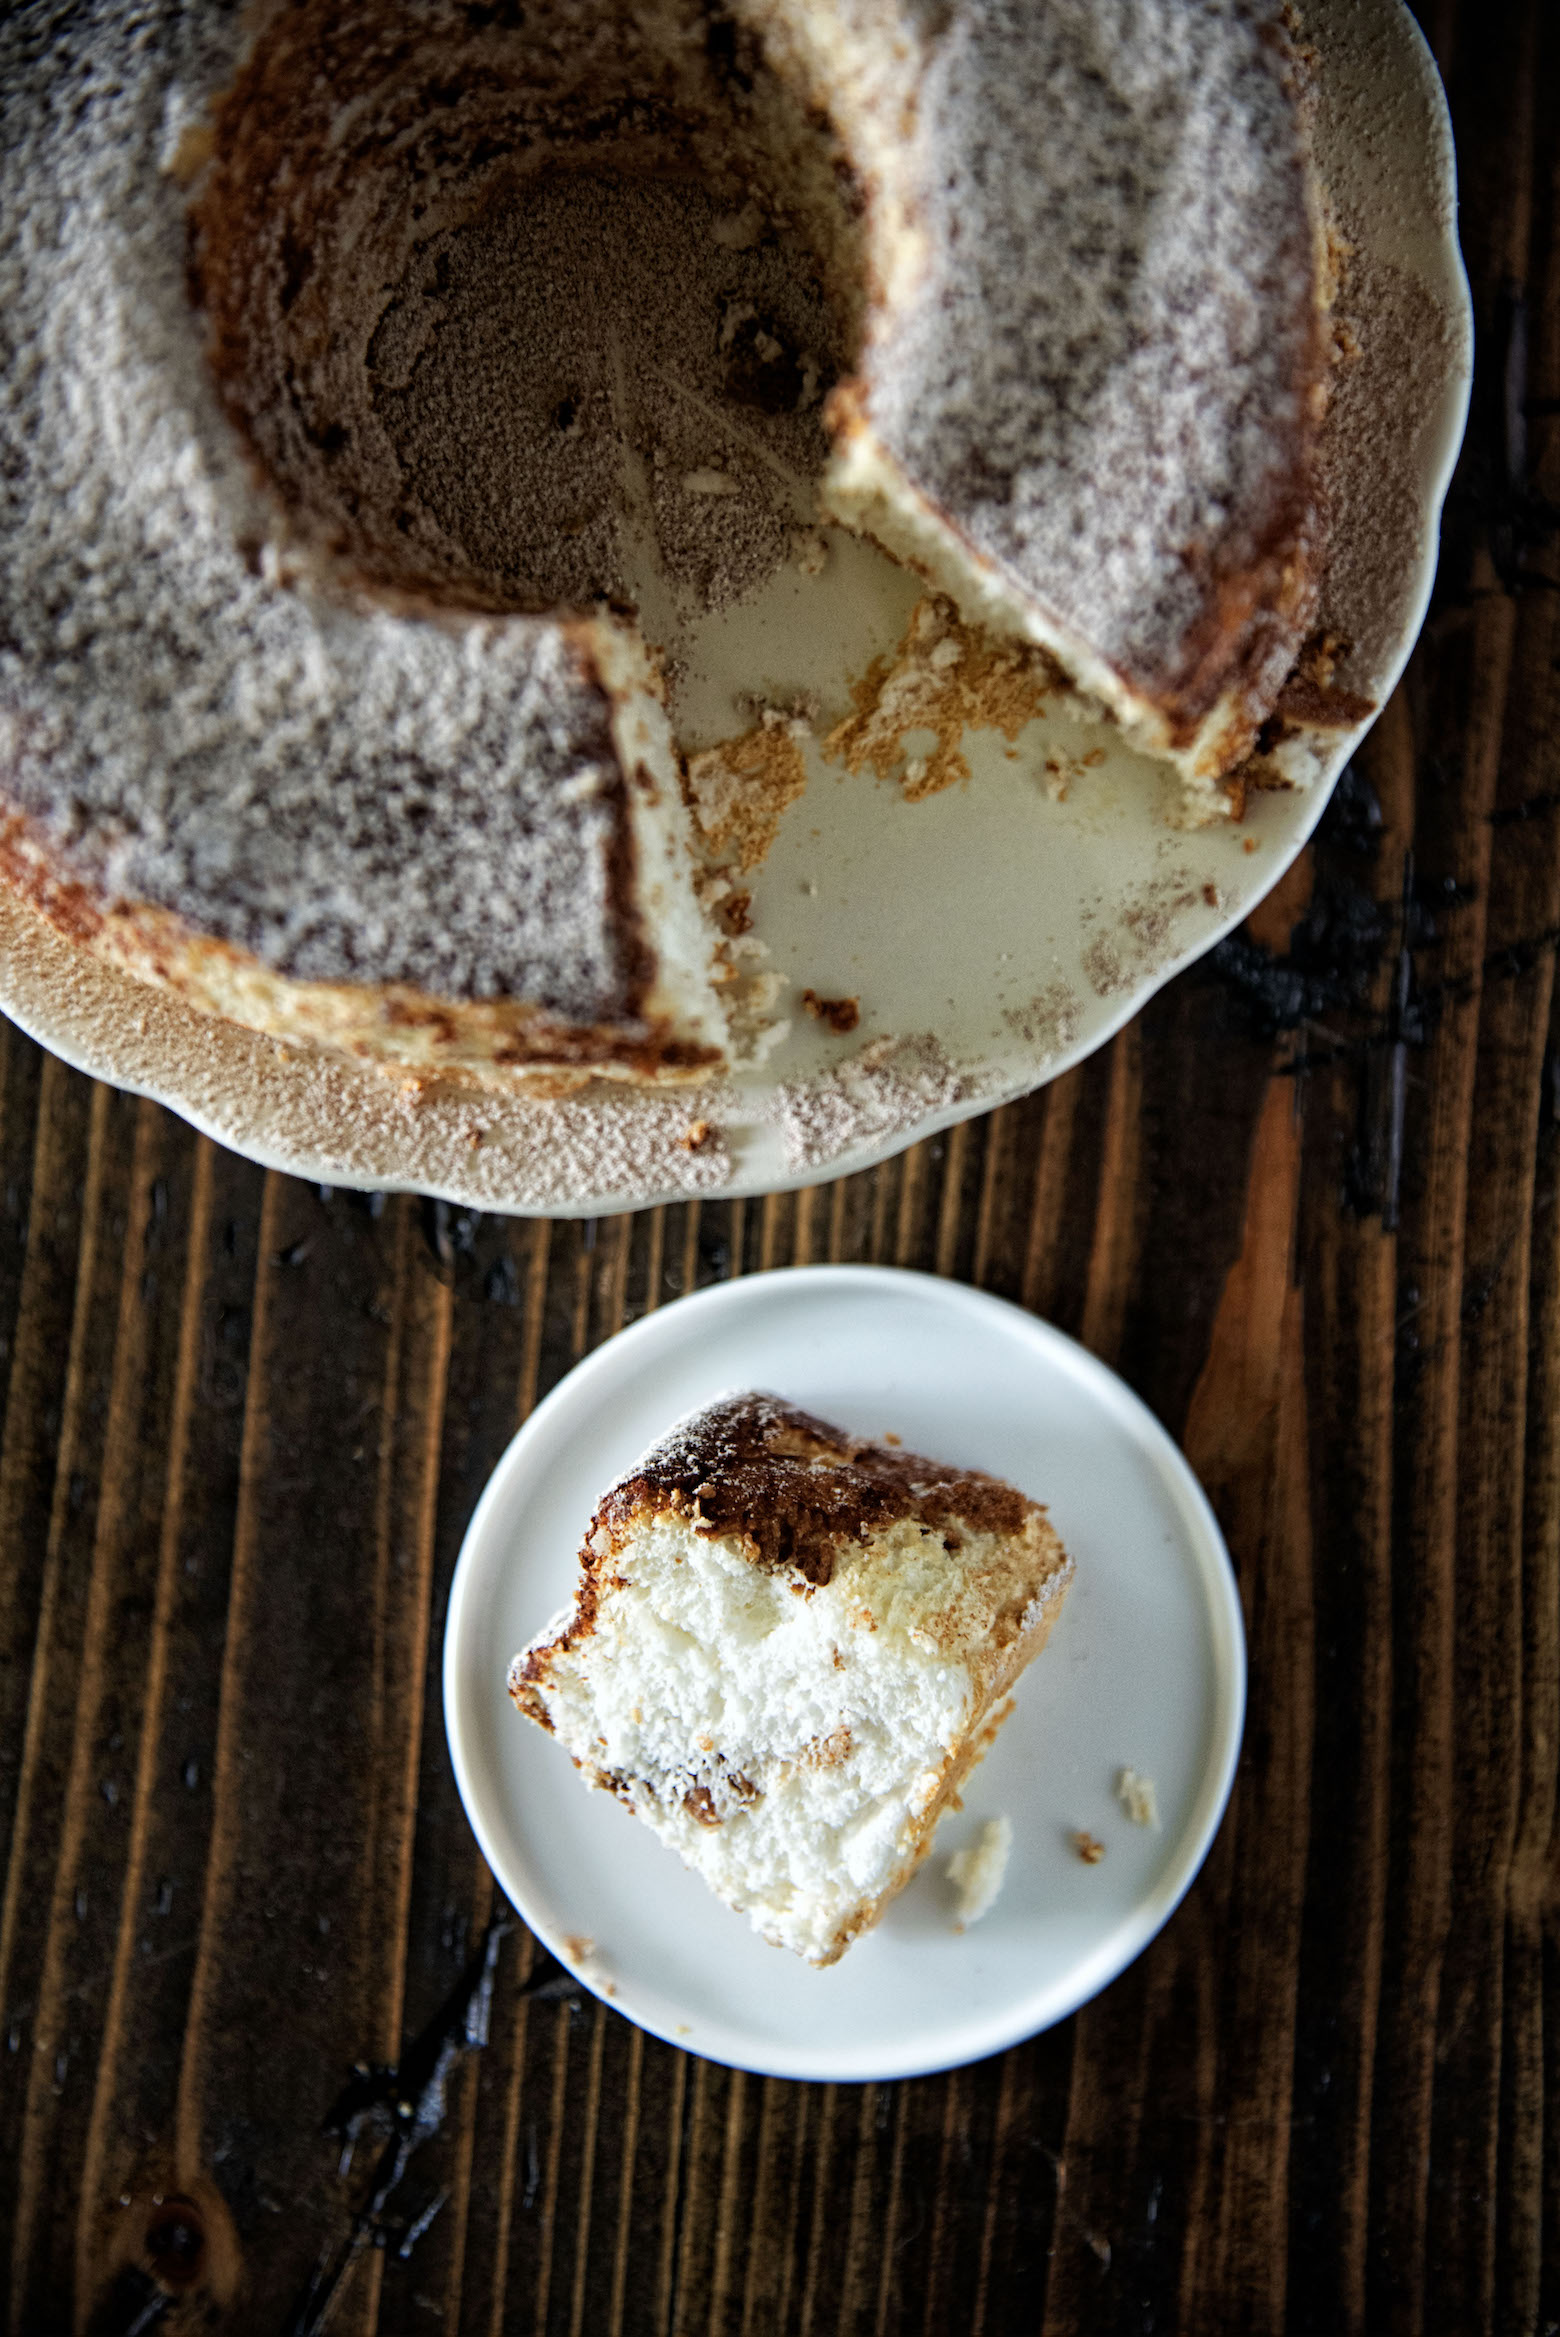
[{"x1": 1, "y1": 3, "x2": 1558, "y2": 2329}]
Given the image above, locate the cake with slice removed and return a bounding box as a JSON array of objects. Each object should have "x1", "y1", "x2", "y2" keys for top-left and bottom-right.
[
  {"x1": 0, "y1": 0, "x2": 1334, "y2": 1091},
  {"x1": 509, "y1": 1392, "x2": 1072, "y2": 1964}
]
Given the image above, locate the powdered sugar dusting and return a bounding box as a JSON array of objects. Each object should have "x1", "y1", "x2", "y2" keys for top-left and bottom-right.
[
  {"x1": 1001, "y1": 985, "x2": 1078, "y2": 1060},
  {"x1": 774, "y1": 1033, "x2": 985, "y2": 1172},
  {"x1": 0, "y1": 4, "x2": 650, "y2": 1015},
  {"x1": 861, "y1": 0, "x2": 1320, "y2": 703},
  {"x1": 1310, "y1": 257, "x2": 1461, "y2": 698},
  {"x1": 0, "y1": 884, "x2": 732, "y2": 1210},
  {"x1": 1080, "y1": 870, "x2": 1204, "y2": 1000}
]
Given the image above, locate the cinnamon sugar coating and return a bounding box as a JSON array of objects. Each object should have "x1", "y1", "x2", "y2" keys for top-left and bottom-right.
[
  {"x1": 812, "y1": 0, "x2": 1328, "y2": 749},
  {"x1": 594, "y1": 1392, "x2": 1033, "y2": 1586}
]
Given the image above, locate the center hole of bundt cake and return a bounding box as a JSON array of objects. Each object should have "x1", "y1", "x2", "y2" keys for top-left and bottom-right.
[
  {"x1": 354, "y1": 165, "x2": 843, "y2": 616},
  {"x1": 188, "y1": 2, "x2": 859, "y2": 630}
]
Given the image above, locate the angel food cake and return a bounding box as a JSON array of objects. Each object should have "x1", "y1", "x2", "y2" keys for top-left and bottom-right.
[
  {"x1": 0, "y1": 0, "x2": 1333, "y2": 1087},
  {"x1": 509, "y1": 1394, "x2": 1072, "y2": 1963}
]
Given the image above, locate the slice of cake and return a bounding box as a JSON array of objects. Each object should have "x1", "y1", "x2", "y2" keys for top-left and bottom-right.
[{"x1": 509, "y1": 1393, "x2": 1072, "y2": 1965}]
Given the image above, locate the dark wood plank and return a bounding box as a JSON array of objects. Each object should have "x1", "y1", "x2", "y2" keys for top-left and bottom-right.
[
  {"x1": 1285, "y1": 697, "x2": 1413, "y2": 2337},
  {"x1": 6, "y1": 1101, "x2": 198, "y2": 2327}
]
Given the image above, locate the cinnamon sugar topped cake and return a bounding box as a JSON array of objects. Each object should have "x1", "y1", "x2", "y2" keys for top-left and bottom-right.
[
  {"x1": 0, "y1": 0, "x2": 1332, "y2": 1083},
  {"x1": 509, "y1": 1394, "x2": 1072, "y2": 1963}
]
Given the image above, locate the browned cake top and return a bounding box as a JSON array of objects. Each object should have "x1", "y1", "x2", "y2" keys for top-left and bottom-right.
[{"x1": 595, "y1": 1392, "x2": 1034, "y2": 1586}]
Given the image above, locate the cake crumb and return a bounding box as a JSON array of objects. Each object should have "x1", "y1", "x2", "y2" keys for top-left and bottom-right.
[
  {"x1": 824, "y1": 594, "x2": 1058, "y2": 800},
  {"x1": 804, "y1": 1724, "x2": 853, "y2": 1770},
  {"x1": 881, "y1": 1430, "x2": 902, "y2": 1446},
  {"x1": 685, "y1": 720, "x2": 809, "y2": 872},
  {"x1": 947, "y1": 1815, "x2": 1013, "y2": 1928},
  {"x1": 680, "y1": 1119, "x2": 714, "y2": 1152},
  {"x1": 1116, "y1": 1768, "x2": 1159, "y2": 1828},
  {"x1": 562, "y1": 1934, "x2": 595, "y2": 1960},
  {"x1": 1073, "y1": 1830, "x2": 1106, "y2": 1865},
  {"x1": 802, "y1": 990, "x2": 860, "y2": 1035}
]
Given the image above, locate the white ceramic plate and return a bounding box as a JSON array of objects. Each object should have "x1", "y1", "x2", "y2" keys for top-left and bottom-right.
[
  {"x1": 0, "y1": 0, "x2": 1471, "y2": 1215},
  {"x1": 443, "y1": 1267, "x2": 1245, "y2": 2079}
]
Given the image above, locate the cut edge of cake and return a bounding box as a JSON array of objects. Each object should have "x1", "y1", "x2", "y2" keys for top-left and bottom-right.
[
  {"x1": 751, "y1": 0, "x2": 1341, "y2": 826},
  {"x1": 0, "y1": 611, "x2": 777, "y2": 1094},
  {"x1": 509, "y1": 1392, "x2": 1073, "y2": 1965},
  {"x1": 822, "y1": 413, "x2": 1326, "y2": 824}
]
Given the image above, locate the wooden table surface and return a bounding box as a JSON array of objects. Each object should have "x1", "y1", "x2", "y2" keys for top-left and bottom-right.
[{"x1": 1, "y1": 3, "x2": 1556, "y2": 2330}]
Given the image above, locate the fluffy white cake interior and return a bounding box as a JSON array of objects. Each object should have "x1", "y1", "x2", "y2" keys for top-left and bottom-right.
[{"x1": 513, "y1": 1397, "x2": 1071, "y2": 1965}]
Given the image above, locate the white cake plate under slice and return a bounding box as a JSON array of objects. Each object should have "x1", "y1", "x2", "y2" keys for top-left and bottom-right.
[{"x1": 443, "y1": 1267, "x2": 1245, "y2": 2081}]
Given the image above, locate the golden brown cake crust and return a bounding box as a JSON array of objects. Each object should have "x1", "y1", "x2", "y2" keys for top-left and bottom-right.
[
  {"x1": 594, "y1": 1392, "x2": 1034, "y2": 1584},
  {"x1": 510, "y1": 1390, "x2": 1056, "y2": 1729}
]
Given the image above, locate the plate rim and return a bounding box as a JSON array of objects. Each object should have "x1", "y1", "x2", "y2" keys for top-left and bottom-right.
[{"x1": 442, "y1": 1263, "x2": 1248, "y2": 2080}]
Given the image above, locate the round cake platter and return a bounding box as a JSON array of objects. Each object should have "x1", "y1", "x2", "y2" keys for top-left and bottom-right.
[{"x1": 0, "y1": 0, "x2": 1471, "y2": 1218}]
